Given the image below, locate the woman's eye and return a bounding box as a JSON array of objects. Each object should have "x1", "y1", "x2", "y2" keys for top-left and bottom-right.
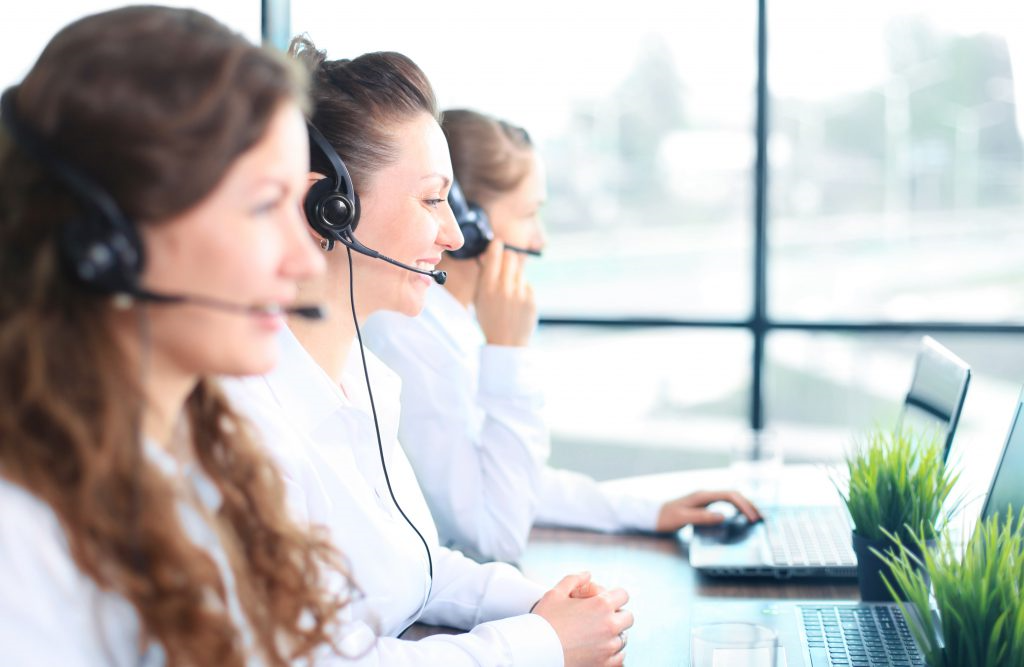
[
  {"x1": 252, "y1": 198, "x2": 282, "y2": 216},
  {"x1": 424, "y1": 198, "x2": 444, "y2": 208}
]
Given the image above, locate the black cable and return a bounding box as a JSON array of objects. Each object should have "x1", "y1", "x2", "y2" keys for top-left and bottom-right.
[{"x1": 346, "y1": 246, "x2": 434, "y2": 590}]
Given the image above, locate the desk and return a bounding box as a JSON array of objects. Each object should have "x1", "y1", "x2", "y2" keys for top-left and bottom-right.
[
  {"x1": 409, "y1": 465, "x2": 860, "y2": 665},
  {"x1": 519, "y1": 528, "x2": 856, "y2": 665}
]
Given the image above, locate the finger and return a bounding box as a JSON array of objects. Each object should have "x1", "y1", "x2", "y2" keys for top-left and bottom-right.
[
  {"x1": 570, "y1": 579, "x2": 605, "y2": 599},
  {"x1": 679, "y1": 489, "x2": 717, "y2": 506},
  {"x1": 550, "y1": 571, "x2": 591, "y2": 597},
  {"x1": 613, "y1": 609, "x2": 635, "y2": 632},
  {"x1": 478, "y1": 238, "x2": 504, "y2": 286},
  {"x1": 498, "y1": 243, "x2": 523, "y2": 291},
  {"x1": 723, "y1": 491, "x2": 763, "y2": 521},
  {"x1": 687, "y1": 489, "x2": 762, "y2": 522},
  {"x1": 684, "y1": 509, "x2": 728, "y2": 526},
  {"x1": 599, "y1": 586, "x2": 629, "y2": 610}
]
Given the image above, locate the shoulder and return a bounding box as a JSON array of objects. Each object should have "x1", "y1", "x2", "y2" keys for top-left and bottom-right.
[
  {"x1": 0, "y1": 477, "x2": 75, "y2": 581},
  {"x1": 0, "y1": 478, "x2": 145, "y2": 666}
]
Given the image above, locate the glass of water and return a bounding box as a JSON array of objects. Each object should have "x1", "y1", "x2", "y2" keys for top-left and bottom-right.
[{"x1": 690, "y1": 622, "x2": 778, "y2": 667}]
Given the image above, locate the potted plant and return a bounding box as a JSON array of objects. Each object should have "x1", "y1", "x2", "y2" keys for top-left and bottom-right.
[
  {"x1": 838, "y1": 426, "x2": 958, "y2": 601},
  {"x1": 879, "y1": 508, "x2": 1024, "y2": 665}
]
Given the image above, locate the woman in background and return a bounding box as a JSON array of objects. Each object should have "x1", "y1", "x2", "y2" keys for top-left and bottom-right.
[
  {"x1": 363, "y1": 108, "x2": 761, "y2": 563},
  {"x1": 224, "y1": 38, "x2": 633, "y2": 667},
  {"x1": 0, "y1": 7, "x2": 351, "y2": 665}
]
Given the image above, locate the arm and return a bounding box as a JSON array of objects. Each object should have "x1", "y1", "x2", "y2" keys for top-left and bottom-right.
[
  {"x1": 315, "y1": 615, "x2": 563, "y2": 667},
  {"x1": 536, "y1": 468, "x2": 762, "y2": 532},
  {"x1": 365, "y1": 313, "x2": 549, "y2": 563},
  {"x1": 534, "y1": 465, "x2": 663, "y2": 533},
  {"x1": 322, "y1": 570, "x2": 632, "y2": 667}
]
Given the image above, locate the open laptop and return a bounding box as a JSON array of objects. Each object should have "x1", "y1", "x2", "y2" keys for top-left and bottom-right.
[
  {"x1": 688, "y1": 336, "x2": 971, "y2": 579},
  {"x1": 974, "y1": 386, "x2": 1024, "y2": 525},
  {"x1": 687, "y1": 389, "x2": 1024, "y2": 666}
]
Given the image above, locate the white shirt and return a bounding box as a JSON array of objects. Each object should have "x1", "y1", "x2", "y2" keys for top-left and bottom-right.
[
  {"x1": 0, "y1": 445, "x2": 256, "y2": 667},
  {"x1": 222, "y1": 328, "x2": 563, "y2": 667},
  {"x1": 362, "y1": 284, "x2": 661, "y2": 563}
]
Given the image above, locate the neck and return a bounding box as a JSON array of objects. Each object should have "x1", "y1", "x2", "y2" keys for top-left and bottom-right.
[
  {"x1": 437, "y1": 255, "x2": 477, "y2": 309},
  {"x1": 113, "y1": 310, "x2": 197, "y2": 454},
  {"x1": 290, "y1": 249, "x2": 359, "y2": 384}
]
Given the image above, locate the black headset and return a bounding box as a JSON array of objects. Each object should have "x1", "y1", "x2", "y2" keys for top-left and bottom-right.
[
  {"x1": 1, "y1": 86, "x2": 144, "y2": 295},
  {"x1": 446, "y1": 178, "x2": 494, "y2": 260},
  {"x1": 303, "y1": 121, "x2": 361, "y2": 251}
]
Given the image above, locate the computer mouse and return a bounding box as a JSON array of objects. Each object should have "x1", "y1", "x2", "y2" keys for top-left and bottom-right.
[
  {"x1": 695, "y1": 510, "x2": 757, "y2": 544},
  {"x1": 720, "y1": 511, "x2": 754, "y2": 535}
]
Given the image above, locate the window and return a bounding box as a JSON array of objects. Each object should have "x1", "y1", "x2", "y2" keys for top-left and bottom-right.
[
  {"x1": 286, "y1": 2, "x2": 1024, "y2": 470},
  {"x1": 290, "y1": 1, "x2": 757, "y2": 319},
  {"x1": 769, "y1": 2, "x2": 1024, "y2": 323}
]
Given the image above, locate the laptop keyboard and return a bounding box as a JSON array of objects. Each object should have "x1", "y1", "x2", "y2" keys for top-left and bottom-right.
[
  {"x1": 799, "y1": 604, "x2": 925, "y2": 666},
  {"x1": 765, "y1": 507, "x2": 857, "y2": 568}
]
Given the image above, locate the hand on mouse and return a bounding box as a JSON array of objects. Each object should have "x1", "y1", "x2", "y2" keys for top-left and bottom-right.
[{"x1": 655, "y1": 490, "x2": 762, "y2": 532}]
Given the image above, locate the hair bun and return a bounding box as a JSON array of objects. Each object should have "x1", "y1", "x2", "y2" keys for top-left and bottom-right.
[{"x1": 287, "y1": 34, "x2": 327, "y2": 73}]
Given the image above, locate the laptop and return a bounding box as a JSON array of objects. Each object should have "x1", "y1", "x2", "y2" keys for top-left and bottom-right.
[
  {"x1": 688, "y1": 599, "x2": 925, "y2": 667},
  {"x1": 687, "y1": 391, "x2": 1024, "y2": 666},
  {"x1": 688, "y1": 336, "x2": 971, "y2": 579},
  {"x1": 975, "y1": 386, "x2": 1024, "y2": 524}
]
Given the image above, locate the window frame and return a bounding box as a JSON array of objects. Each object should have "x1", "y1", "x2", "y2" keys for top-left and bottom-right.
[{"x1": 263, "y1": 0, "x2": 1024, "y2": 448}]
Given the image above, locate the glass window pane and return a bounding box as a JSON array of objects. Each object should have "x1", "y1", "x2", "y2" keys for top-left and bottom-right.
[
  {"x1": 1, "y1": 3, "x2": 262, "y2": 88},
  {"x1": 769, "y1": 2, "x2": 1024, "y2": 322},
  {"x1": 291, "y1": 1, "x2": 756, "y2": 319},
  {"x1": 535, "y1": 326, "x2": 751, "y2": 479},
  {"x1": 765, "y1": 332, "x2": 1022, "y2": 472}
]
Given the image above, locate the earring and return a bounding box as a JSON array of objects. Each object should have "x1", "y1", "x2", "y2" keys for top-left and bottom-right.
[{"x1": 320, "y1": 238, "x2": 333, "y2": 251}]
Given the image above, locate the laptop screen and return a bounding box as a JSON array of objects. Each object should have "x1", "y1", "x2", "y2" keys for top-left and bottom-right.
[
  {"x1": 898, "y1": 336, "x2": 971, "y2": 459},
  {"x1": 980, "y1": 393, "x2": 1024, "y2": 522}
]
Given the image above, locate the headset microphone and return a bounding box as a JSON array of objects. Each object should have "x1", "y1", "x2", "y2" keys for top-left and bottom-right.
[
  {"x1": 335, "y1": 233, "x2": 447, "y2": 285},
  {"x1": 126, "y1": 290, "x2": 327, "y2": 320},
  {"x1": 503, "y1": 243, "x2": 542, "y2": 257}
]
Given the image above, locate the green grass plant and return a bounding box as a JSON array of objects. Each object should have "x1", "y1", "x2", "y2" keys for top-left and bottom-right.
[
  {"x1": 880, "y1": 508, "x2": 1024, "y2": 666},
  {"x1": 839, "y1": 426, "x2": 959, "y2": 542}
]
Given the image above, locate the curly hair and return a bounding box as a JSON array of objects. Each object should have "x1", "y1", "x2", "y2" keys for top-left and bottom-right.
[{"x1": 0, "y1": 7, "x2": 353, "y2": 666}]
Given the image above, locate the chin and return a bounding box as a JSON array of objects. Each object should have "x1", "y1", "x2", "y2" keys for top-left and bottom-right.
[
  {"x1": 219, "y1": 345, "x2": 279, "y2": 378},
  {"x1": 398, "y1": 294, "x2": 428, "y2": 317}
]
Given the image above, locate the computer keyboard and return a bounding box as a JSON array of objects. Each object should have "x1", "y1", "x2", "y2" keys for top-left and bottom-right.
[
  {"x1": 765, "y1": 507, "x2": 857, "y2": 568},
  {"x1": 799, "y1": 604, "x2": 925, "y2": 666}
]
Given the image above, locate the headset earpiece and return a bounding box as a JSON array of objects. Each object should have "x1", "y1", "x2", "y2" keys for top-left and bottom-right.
[
  {"x1": 57, "y1": 206, "x2": 144, "y2": 294},
  {"x1": 303, "y1": 175, "x2": 360, "y2": 251},
  {"x1": 447, "y1": 178, "x2": 493, "y2": 260},
  {"x1": 304, "y1": 121, "x2": 360, "y2": 250},
  {"x1": 1, "y1": 86, "x2": 144, "y2": 294}
]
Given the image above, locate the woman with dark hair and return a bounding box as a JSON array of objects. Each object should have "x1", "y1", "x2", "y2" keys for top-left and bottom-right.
[
  {"x1": 225, "y1": 38, "x2": 633, "y2": 667},
  {"x1": 0, "y1": 7, "x2": 353, "y2": 666},
  {"x1": 363, "y1": 108, "x2": 762, "y2": 564}
]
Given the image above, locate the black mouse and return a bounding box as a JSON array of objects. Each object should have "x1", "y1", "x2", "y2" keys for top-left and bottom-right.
[{"x1": 712, "y1": 512, "x2": 758, "y2": 543}]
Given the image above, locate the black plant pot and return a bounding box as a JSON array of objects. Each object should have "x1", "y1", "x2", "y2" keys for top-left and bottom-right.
[{"x1": 852, "y1": 531, "x2": 930, "y2": 602}]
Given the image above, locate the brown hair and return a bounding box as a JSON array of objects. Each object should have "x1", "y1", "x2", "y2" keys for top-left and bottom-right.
[
  {"x1": 441, "y1": 109, "x2": 535, "y2": 207},
  {"x1": 0, "y1": 7, "x2": 350, "y2": 666},
  {"x1": 288, "y1": 35, "x2": 439, "y2": 192}
]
